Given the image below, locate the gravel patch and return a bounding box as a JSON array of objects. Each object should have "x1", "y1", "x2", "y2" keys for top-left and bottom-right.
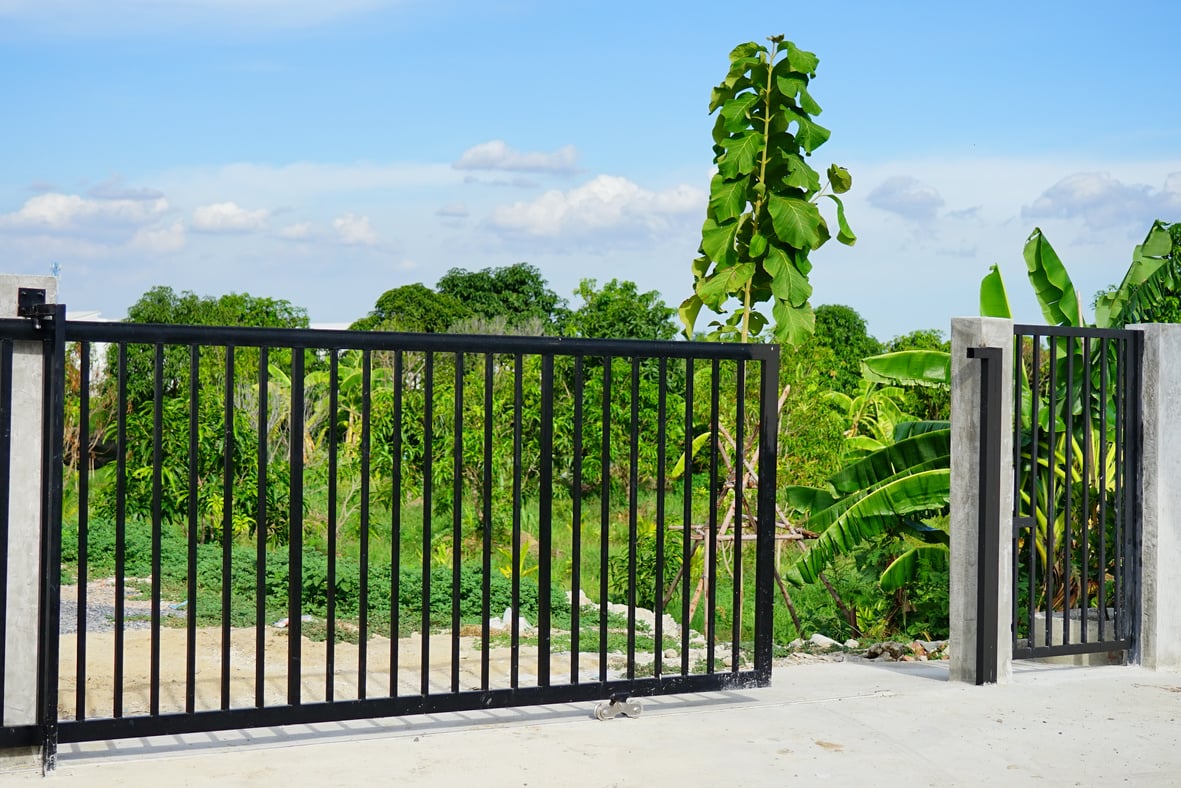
[{"x1": 58, "y1": 581, "x2": 183, "y2": 635}]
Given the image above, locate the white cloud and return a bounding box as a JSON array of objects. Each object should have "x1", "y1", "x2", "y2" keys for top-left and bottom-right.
[
  {"x1": 277, "y1": 222, "x2": 314, "y2": 240},
  {"x1": 488, "y1": 175, "x2": 703, "y2": 240},
  {"x1": 192, "y1": 201, "x2": 269, "y2": 233},
  {"x1": 0, "y1": 192, "x2": 168, "y2": 232},
  {"x1": 866, "y1": 176, "x2": 945, "y2": 221},
  {"x1": 333, "y1": 213, "x2": 377, "y2": 246},
  {"x1": 130, "y1": 221, "x2": 186, "y2": 253},
  {"x1": 1023, "y1": 172, "x2": 1181, "y2": 229},
  {"x1": 454, "y1": 141, "x2": 580, "y2": 174}
]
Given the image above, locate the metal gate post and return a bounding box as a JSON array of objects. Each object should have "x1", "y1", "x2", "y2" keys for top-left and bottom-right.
[
  {"x1": 753, "y1": 346, "x2": 779, "y2": 686},
  {"x1": 36, "y1": 304, "x2": 66, "y2": 772},
  {"x1": 967, "y1": 346, "x2": 1001, "y2": 685}
]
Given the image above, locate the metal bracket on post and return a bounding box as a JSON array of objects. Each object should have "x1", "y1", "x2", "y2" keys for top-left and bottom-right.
[
  {"x1": 967, "y1": 346, "x2": 1001, "y2": 686},
  {"x1": 16, "y1": 288, "x2": 55, "y2": 331}
]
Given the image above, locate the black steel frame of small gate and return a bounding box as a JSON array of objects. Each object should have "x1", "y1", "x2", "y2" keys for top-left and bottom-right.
[
  {"x1": 1009, "y1": 324, "x2": 1141, "y2": 661},
  {"x1": 0, "y1": 304, "x2": 779, "y2": 769}
]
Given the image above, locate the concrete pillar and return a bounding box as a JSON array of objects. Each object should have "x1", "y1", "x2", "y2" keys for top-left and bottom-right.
[
  {"x1": 1130, "y1": 323, "x2": 1181, "y2": 670},
  {"x1": 0, "y1": 275, "x2": 57, "y2": 771},
  {"x1": 949, "y1": 317, "x2": 1014, "y2": 684}
]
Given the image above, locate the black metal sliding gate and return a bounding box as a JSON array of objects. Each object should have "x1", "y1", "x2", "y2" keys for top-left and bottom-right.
[
  {"x1": 0, "y1": 304, "x2": 779, "y2": 767},
  {"x1": 1010, "y1": 324, "x2": 1141, "y2": 661}
]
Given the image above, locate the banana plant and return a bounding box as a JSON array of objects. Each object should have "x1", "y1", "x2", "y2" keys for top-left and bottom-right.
[{"x1": 823, "y1": 380, "x2": 915, "y2": 458}]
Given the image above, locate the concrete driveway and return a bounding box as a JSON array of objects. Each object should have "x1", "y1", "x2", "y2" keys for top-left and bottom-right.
[{"x1": 9, "y1": 659, "x2": 1181, "y2": 786}]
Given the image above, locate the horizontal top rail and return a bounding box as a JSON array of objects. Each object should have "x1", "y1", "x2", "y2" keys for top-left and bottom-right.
[
  {"x1": 55, "y1": 319, "x2": 780, "y2": 361},
  {"x1": 1014, "y1": 324, "x2": 1142, "y2": 339}
]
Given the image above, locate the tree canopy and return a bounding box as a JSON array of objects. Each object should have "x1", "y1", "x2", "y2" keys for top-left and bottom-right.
[
  {"x1": 812, "y1": 304, "x2": 882, "y2": 394},
  {"x1": 437, "y1": 263, "x2": 568, "y2": 332},
  {"x1": 350, "y1": 283, "x2": 470, "y2": 333},
  {"x1": 126, "y1": 286, "x2": 308, "y2": 329},
  {"x1": 567, "y1": 278, "x2": 677, "y2": 341}
]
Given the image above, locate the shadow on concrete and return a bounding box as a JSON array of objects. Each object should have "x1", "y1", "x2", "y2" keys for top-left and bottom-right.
[{"x1": 56, "y1": 690, "x2": 760, "y2": 765}]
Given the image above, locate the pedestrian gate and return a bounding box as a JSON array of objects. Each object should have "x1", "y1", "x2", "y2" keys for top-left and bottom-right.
[{"x1": 971, "y1": 324, "x2": 1141, "y2": 676}]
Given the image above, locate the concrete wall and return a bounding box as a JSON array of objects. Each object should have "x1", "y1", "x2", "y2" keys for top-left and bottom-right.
[
  {"x1": 1130, "y1": 323, "x2": 1181, "y2": 670},
  {"x1": 0, "y1": 275, "x2": 56, "y2": 770},
  {"x1": 949, "y1": 317, "x2": 1014, "y2": 684}
]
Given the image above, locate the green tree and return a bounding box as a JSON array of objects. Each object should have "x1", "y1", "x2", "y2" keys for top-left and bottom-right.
[
  {"x1": 351, "y1": 283, "x2": 471, "y2": 333},
  {"x1": 812, "y1": 304, "x2": 882, "y2": 393},
  {"x1": 119, "y1": 286, "x2": 308, "y2": 405},
  {"x1": 568, "y1": 278, "x2": 677, "y2": 340},
  {"x1": 437, "y1": 263, "x2": 569, "y2": 333},
  {"x1": 681, "y1": 35, "x2": 855, "y2": 344},
  {"x1": 93, "y1": 286, "x2": 308, "y2": 543}
]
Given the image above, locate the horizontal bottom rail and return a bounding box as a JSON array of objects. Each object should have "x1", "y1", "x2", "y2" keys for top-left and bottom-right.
[
  {"x1": 1013, "y1": 639, "x2": 1131, "y2": 660},
  {"x1": 0, "y1": 724, "x2": 41, "y2": 749},
  {"x1": 55, "y1": 671, "x2": 766, "y2": 744}
]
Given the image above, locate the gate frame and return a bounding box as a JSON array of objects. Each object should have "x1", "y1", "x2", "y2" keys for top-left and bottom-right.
[{"x1": 0, "y1": 299, "x2": 781, "y2": 771}]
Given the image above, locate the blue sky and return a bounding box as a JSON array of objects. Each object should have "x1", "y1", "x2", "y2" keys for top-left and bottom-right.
[{"x1": 1, "y1": 0, "x2": 1178, "y2": 339}]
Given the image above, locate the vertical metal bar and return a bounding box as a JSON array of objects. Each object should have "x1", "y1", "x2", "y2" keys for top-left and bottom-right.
[
  {"x1": 1045, "y1": 336, "x2": 1057, "y2": 646},
  {"x1": 450, "y1": 352, "x2": 463, "y2": 694},
  {"x1": 150, "y1": 343, "x2": 164, "y2": 715},
  {"x1": 256, "y1": 347, "x2": 269, "y2": 706},
  {"x1": 359, "y1": 350, "x2": 371, "y2": 699},
  {"x1": 37, "y1": 303, "x2": 67, "y2": 771},
  {"x1": 538, "y1": 355, "x2": 554, "y2": 688},
  {"x1": 968, "y1": 346, "x2": 1000, "y2": 685},
  {"x1": 681, "y1": 359, "x2": 694, "y2": 676},
  {"x1": 480, "y1": 353, "x2": 493, "y2": 692},
  {"x1": 732, "y1": 360, "x2": 745, "y2": 675},
  {"x1": 1114, "y1": 337, "x2": 1125, "y2": 640},
  {"x1": 390, "y1": 350, "x2": 403, "y2": 696},
  {"x1": 186, "y1": 346, "x2": 199, "y2": 713},
  {"x1": 75, "y1": 341, "x2": 89, "y2": 720},
  {"x1": 707, "y1": 359, "x2": 720, "y2": 672},
  {"x1": 1028, "y1": 337, "x2": 1040, "y2": 643},
  {"x1": 287, "y1": 348, "x2": 305, "y2": 705},
  {"x1": 598, "y1": 357, "x2": 611, "y2": 683},
  {"x1": 1080, "y1": 336, "x2": 1091, "y2": 643},
  {"x1": 0, "y1": 340, "x2": 16, "y2": 733},
  {"x1": 420, "y1": 352, "x2": 434, "y2": 697},
  {"x1": 570, "y1": 356, "x2": 583, "y2": 684},
  {"x1": 1127, "y1": 329, "x2": 1143, "y2": 650},
  {"x1": 1063, "y1": 336, "x2": 1073, "y2": 645},
  {"x1": 1098, "y1": 337, "x2": 1109, "y2": 640},
  {"x1": 326, "y1": 352, "x2": 338, "y2": 702},
  {"x1": 221, "y1": 345, "x2": 234, "y2": 710},
  {"x1": 754, "y1": 351, "x2": 778, "y2": 685},
  {"x1": 511, "y1": 354, "x2": 523, "y2": 689},
  {"x1": 626, "y1": 358, "x2": 639, "y2": 680},
  {"x1": 0, "y1": 341, "x2": 11, "y2": 726},
  {"x1": 654, "y1": 357, "x2": 667, "y2": 680},
  {"x1": 1115, "y1": 335, "x2": 1129, "y2": 641},
  {"x1": 114, "y1": 342, "x2": 126, "y2": 718},
  {"x1": 1011, "y1": 334, "x2": 1022, "y2": 652}
]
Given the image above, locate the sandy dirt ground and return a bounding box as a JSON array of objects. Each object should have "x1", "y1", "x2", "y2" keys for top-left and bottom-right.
[
  {"x1": 56, "y1": 626, "x2": 622, "y2": 720},
  {"x1": 54, "y1": 579, "x2": 666, "y2": 720}
]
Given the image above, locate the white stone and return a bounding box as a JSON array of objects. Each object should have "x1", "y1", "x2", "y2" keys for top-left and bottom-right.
[{"x1": 809, "y1": 633, "x2": 840, "y2": 650}]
